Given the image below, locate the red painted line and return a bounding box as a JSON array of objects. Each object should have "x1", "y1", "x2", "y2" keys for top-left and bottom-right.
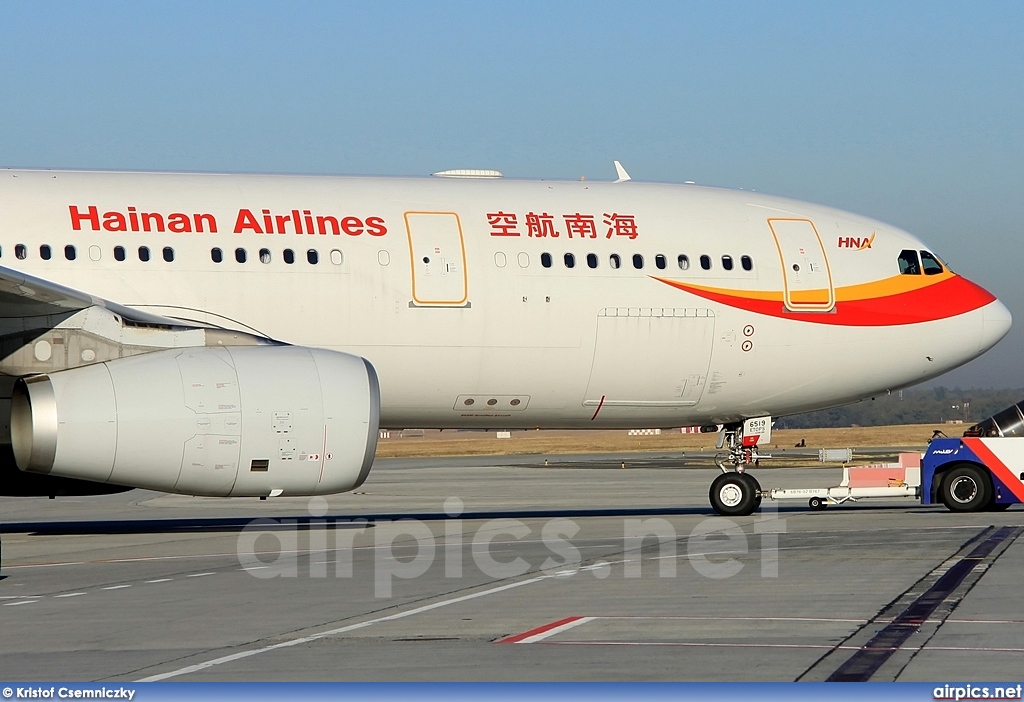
[
  {"x1": 590, "y1": 395, "x2": 606, "y2": 421},
  {"x1": 962, "y1": 438, "x2": 1024, "y2": 502},
  {"x1": 496, "y1": 616, "x2": 586, "y2": 644}
]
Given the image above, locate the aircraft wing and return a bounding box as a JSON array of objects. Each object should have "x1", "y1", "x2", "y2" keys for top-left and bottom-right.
[{"x1": 0, "y1": 264, "x2": 186, "y2": 326}]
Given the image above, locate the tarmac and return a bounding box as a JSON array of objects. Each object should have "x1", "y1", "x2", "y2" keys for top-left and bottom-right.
[{"x1": 1, "y1": 451, "x2": 1022, "y2": 682}]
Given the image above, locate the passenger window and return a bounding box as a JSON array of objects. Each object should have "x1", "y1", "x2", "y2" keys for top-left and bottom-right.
[
  {"x1": 920, "y1": 251, "x2": 944, "y2": 275},
  {"x1": 722, "y1": 255, "x2": 733, "y2": 271},
  {"x1": 494, "y1": 252, "x2": 506, "y2": 268},
  {"x1": 330, "y1": 249, "x2": 343, "y2": 265},
  {"x1": 15, "y1": 244, "x2": 26, "y2": 260},
  {"x1": 211, "y1": 247, "x2": 223, "y2": 263},
  {"x1": 64, "y1": 245, "x2": 76, "y2": 261},
  {"x1": 700, "y1": 255, "x2": 711, "y2": 270},
  {"x1": 564, "y1": 253, "x2": 575, "y2": 269},
  {"x1": 260, "y1": 248, "x2": 272, "y2": 264},
  {"x1": 632, "y1": 254, "x2": 644, "y2": 269},
  {"x1": 541, "y1": 252, "x2": 552, "y2": 268},
  {"x1": 898, "y1": 249, "x2": 920, "y2": 275},
  {"x1": 138, "y1": 246, "x2": 150, "y2": 262},
  {"x1": 284, "y1": 248, "x2": 295, "y2": 264},
  {"x1": 40, "y1": 245, "x2": 52, "y2": 260},
  {"x1": 741, "y1": 255, "x2": 753, "y2": 271},
  {"x1": 655, "y1": 254, "x2": 666, "y2": 270},
  {"x1": 610, "y1": 254, "x2": 621, "y2": 269},
  {"x1": 586, "y1": 253, "x2": 598, "y2": 269},
  {"x1": 163, "y1": 247, "x2": 174, "y2": 262},
  {"x1": 678, "y1": 254, "x2": 690, "y2": 270},
  {"x1": 307, "y1": 249, "x2": 319, "y2": 265},
  {"x1": 235, "y1": 248, "x2": 247, "y2": 264},
  {"x1": 517, "y1": 252, "x2": 529, "y2": 268},
  {"x1": 114, "y1": 246, "x2": 126, "y2": 262}
]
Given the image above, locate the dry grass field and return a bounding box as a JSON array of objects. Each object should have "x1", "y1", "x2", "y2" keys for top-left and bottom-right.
[{"x1": 374, "y1": 424, "x2": 957, "y2": 459}]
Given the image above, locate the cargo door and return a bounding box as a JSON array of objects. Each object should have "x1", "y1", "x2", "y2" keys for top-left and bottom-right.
[
  {"x1": 405, "y1": 211, "x2": 469, "y2": 306},
  {"x1": 768, "y1": 218, "x2": 834, "y2": 311},
  {"x1": 584, "y1": 308, "x2": 715, "y2": 408}
]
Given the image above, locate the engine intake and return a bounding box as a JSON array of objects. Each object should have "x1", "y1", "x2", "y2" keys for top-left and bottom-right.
[{"x1": 12, "y1": 345, "x2": 380, "y2": 497}]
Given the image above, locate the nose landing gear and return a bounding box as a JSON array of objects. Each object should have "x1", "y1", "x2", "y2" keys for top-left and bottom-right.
[{"x1": 708, "y1": 420, "x2": 771, "y2": 516}]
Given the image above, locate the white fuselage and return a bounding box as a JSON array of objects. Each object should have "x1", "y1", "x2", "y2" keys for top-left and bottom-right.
[{"x1": 0, "y1": 169, "x2": 1011, "y2": 428}]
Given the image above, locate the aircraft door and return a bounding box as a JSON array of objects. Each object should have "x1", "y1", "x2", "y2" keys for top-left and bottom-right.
[
  {"x1": 584, "y1": 308, "x2": 715, "y2": 408},
  {"x1": 405, "y1": 211, "x2": 469, "y2": 306},
  {"x1": 768, "y1": 218, "x2": 834, "y2": 312}
]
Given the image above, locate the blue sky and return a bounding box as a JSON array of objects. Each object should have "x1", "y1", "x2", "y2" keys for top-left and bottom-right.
[{"x1": 1, "y1": 1, "x2": 1021, "y2": 388}]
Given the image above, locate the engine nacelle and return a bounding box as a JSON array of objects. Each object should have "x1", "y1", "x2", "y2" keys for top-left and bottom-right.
[{"x1": 11, "y1": 345, "x2": 380, "y2": 497}]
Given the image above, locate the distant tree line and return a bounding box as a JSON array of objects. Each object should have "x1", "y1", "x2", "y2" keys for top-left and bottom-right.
[{"x1": 775, "y1": 387, "x2": 1024, "y2": 429}]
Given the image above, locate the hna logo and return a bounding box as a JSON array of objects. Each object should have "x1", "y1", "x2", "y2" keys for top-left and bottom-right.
[{"x1": 837, "y1": 232, "x2": 875, "y2": 250}]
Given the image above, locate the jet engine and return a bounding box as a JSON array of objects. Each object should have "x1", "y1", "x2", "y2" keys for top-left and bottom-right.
[{"x1": 11, "y1": 345, "x2": 380, "y2": 497}]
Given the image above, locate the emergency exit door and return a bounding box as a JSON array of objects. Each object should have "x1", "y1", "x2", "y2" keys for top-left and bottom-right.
[
  {"x1": 768, "y1": 218, "x2": 834, "y2": 312},
  {"x1": 405, "y1": 211, "x2": 469, "y2": 306}
]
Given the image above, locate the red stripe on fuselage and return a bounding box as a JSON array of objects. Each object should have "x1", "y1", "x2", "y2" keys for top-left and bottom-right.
[{"x1": 655, "y1": 275, "x2": 994, "y2": 326}]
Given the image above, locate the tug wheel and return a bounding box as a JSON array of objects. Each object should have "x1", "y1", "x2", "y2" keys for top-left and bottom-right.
[{"x1": 939, "y1": 463, "x2": 992, "y2": 513}]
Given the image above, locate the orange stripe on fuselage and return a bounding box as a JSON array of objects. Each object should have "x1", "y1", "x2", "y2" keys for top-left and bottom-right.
[{"x1": 653, "y1": 273, "x2": 994, "y2": 326}]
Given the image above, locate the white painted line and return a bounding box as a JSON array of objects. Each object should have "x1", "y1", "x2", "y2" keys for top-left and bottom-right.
[
  {"x1": 0, "y1": 595, "x2": 42, "y2": 600},
  {"x1": 517, "y1": 617, "x2": 596, "y2": 643},
  {"x1": 54, "y1": 592, "x2": 86, "y2": 598},
  {"x1": 944, "y1": 618, "x2": 1024, "y2": 624},
  {"x1": 3, "y1": 561, "x2": 85, "y2": 570},
  {"x1": 145, "y1": 579, "x2": 172, "y2": 583},
  {"x1": 240, "y1": 566, "x2": 267, "y2": 571},
  {"x1": 102, "y1": 585, "x2": 132, "y2": 591},
  {"x1": 186, "y1": 573, "x2": 215, "y2": 578},
  {"x1": 137, "y1": 574, "x2": 550, "y2": 682},
  {"x1": 3, "y1": 600, "x2": 37, "y2": 606}
]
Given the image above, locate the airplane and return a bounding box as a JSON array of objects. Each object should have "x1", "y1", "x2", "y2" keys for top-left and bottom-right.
[{"x1": 0, "y1": 163, "x2": 1010, "y2": 516}]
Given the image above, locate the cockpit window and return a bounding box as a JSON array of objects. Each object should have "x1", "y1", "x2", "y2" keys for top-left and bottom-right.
[
  {"x1": 897, "y1": 249, "x2": 921, "y2": 275},
  {"x1": 920, "y1": 250, "x2": 944, "y2": 275}
]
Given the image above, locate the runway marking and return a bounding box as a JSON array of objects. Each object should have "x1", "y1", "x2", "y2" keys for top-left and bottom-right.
[
  {"x1": 497, "y1": 616, "x2": 595, "y2": 644},
  {"x1": 498, "y1": 613, "x2": 867, "y2": 644},
  {"x1": 53, "y1": 592, "x2": 85, "y2": 598},
  {"x1": 825, "y1": 525, "x2": 1021, "y2": 682},
  {"x1": 541, "y1": 641, "x2": 855, "y2": 650},
  {"x1": 186, "y1": 573, "x2": 215, "y2": 578},
  {"x1": 536, "y1": 641, "x2": 1024, "y2": 655},
  {"x1": 3, "y1": 600, "x2": 36, "y2": 606},
  {"x1": 137, "y1": 574, "x2": 552, "y2": 681},
  {"x1": 102, "y1": 585, "x2": 132, "y2": 590},
  {"x1": 598, "y1": 615, "x2": 868, "y2": 623},
  {"x1": 0, "y1": 596, "x2": 42, "y2": 599},
  {"x1": 145, "y1": 579, "x2": 173, "y2": 584}
]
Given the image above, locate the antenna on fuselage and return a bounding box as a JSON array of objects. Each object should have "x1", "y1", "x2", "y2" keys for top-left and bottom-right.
[{"x1": 613, "y1": 160, "x2": 631, "y2": 183}]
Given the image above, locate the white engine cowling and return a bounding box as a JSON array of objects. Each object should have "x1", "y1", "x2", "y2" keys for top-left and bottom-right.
[{"x1": 11, "y1": 345, "x2": 380, "y2": 497}]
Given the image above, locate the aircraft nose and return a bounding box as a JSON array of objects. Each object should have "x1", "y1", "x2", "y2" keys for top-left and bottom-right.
[{"x1": 980, "y1": 297, "x2": 1012, "y2": 352}]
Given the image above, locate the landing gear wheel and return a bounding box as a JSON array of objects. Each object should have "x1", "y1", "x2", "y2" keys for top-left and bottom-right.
[
  {"x1": 710, "y1": 472, "x2": 759, "y2": 516},
  {"x1": 808, "y1": 496, "x2": 827, "y2": 511},
  {"x1": 743, "y1": 473, "x2": 763, "y2": 511},
  {"x1": 939, "y1": 464, "x2": 992, "y2": 513}
]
